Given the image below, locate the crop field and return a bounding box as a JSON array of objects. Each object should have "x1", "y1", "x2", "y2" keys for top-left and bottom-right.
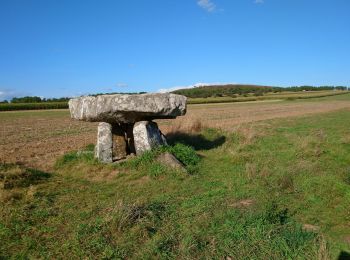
[
  {"x1": 0, "y1": 90, "x2": 347, "y2": 111},
  {"x1": 187, "y1": 90, "x2": 349, "y2": 104},
  {"x1": 0, "y1": 102, "x2": 69, "y2": 111},
  {"x1": 1, "y1": 93, "x2": 350, "y2": 258}
]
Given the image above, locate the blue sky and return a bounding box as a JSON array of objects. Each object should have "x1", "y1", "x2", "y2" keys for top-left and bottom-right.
[{"x1": 0, "y1": 0, "x2": 349, "y2": 100}]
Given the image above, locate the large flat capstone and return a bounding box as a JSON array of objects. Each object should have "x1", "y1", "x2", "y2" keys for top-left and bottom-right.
[{"x1": 69, "y1": 93, "x2": 187, "y2": 123}]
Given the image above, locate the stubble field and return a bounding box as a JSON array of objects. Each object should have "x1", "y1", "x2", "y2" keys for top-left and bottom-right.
[{"x1": 1, "y1": 94, "x2": 350, "y2": 171}]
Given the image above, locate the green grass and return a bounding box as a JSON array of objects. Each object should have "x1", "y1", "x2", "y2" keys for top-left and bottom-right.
[{"x1": 1, "y1": 109, "x2": 350, "y2": 259}]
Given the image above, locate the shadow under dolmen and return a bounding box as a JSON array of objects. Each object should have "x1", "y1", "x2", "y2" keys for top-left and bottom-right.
[
  {"x1": 166, "y1": 130, "x2": 226, "y2": 151},
  {"x1": 338, "y1": 251, "x2": 350, "y2": 260}
]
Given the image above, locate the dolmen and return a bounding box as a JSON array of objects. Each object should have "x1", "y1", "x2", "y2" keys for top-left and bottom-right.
[{"x1": 68, "y1": 93, "x2": 187, "y2": 163}]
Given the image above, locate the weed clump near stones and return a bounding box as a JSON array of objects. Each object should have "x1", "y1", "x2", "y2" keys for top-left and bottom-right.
[
  {"x1": 54, "y1": 142, "x2": 200, "y2": 179},
  {"x1": 125, "y1": 143, "x2": 201, "y2": 177},
  {"x1": 54, "y1": 149, "x2": 95, "y2": 169}
]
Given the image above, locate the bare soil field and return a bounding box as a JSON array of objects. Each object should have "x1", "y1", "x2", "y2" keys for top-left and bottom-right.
[{"x1": 1, "y1": 96, "x2": 350, "y2": 171}]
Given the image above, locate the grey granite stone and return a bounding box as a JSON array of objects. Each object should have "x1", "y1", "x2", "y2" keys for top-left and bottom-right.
[
  {"x1": 69, "y1": 93, "x2": 187, "y2": 123},
  {"x1": 133, "y1": 121, "x2": 166, "y2": 155},
  {"x1": 95, "y1": 122, "x2": 113, "y2": 163}
]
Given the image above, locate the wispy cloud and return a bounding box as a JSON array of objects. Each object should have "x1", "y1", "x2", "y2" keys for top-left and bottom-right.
[
  {"x1": 158, "y1": 82, "x2": 236, "y2": 93},
  {"x1": 102, "y1": 83, "x2": 129, "y2": 93},
  {"x1": 197, "y1": 0, "x2": 216, "y2": 12},
  {"x1": 116, "y1": 83, "x2": 128, "y2": 88},
  {"x1": 0, "y1": 88, "x2": 29, "y2": 101},
  {"x1": 254, "y1": 0, "x2": 264, "y2": 4}
]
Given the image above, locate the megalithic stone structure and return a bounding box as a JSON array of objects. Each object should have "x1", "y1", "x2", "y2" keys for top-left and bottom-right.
[{"x1": 68, "y1": 93, "x2": 187, "y2": 162}]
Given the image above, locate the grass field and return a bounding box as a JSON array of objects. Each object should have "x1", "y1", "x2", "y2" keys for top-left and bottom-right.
[{"x1": 1, "y1": 94, "x2": 350, "y2": 258}]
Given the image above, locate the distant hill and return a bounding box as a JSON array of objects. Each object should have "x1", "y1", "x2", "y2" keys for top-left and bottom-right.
[{"x1": 172, "y1": 84, "x2": 347, "y2": 98}]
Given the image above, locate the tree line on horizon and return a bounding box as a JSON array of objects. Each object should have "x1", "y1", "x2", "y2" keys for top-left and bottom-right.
[
  {"x1": 172, "y1": 85, "x2": 349, "y2": 98},
  {"x1": 0, "y1": 96, "x2": 70, "y2": 104},
  {"x1": 0, "y1": 86, "x2": 348, "y2": 103},
  {"x1": 0, "y1": 92, "x2": 148, "y2": 104}
]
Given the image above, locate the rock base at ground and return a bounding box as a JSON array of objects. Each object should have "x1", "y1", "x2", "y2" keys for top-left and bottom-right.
[
  {"x1": 156, "y1": 152, "x2": 185, "y2": 170},
  {"x1": 94, "y1": 120, "x2": 167, "y2": 162}
]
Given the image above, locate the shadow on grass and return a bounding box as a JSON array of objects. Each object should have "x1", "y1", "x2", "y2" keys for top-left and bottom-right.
[
  {"x1": 0, "y1": 162, "x2": 51, "y2": 189},
  {"x1": 166, "y1": 131, "x2": 226, "y2": 151},
  {"x1": 338, "y1": 251, "x2": 350, "y2": 260}
]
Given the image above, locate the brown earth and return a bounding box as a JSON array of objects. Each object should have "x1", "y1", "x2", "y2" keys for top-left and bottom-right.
[
  {"x1": 0, "y1": 110, "x2": 97, "y2": 171},
  {"x1": 1, "y1": 99, "x2": 350, "y2": 171}
]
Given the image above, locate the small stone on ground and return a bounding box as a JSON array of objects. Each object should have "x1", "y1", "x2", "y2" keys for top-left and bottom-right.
[
  {"x1": 156, "y1": 152, "x2": 185, "y2": 170},
  {"x1": 302, "y1": 224, "x2": 320, "y2": 232}
]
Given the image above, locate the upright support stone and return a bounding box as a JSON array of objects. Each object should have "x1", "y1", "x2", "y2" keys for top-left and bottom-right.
[
  {"x1": 133, "y1": 121, "x2": 166, "y2": 155},
  {"x1": 112, "y1": 124, "x2": 127, "y2": 160},
  {"x1": 160, "y1": 131, "x2": 168, "y2": 146},
  {"x1": 125, "y1": 123, "x2": 136, "y2": 154},
  {"x1": 95, "y1": 122, "x2": 113, "y2": 163}
]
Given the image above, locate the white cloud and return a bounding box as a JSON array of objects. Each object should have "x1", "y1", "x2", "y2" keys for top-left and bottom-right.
[
  {"x1": 158, "y1": 85, "x2": 196, "y2": 93},
  {"x1": 116, "y1": 83, "x2": 128, "y2": 88},
  {"x1": 158, "y1": 82, "x2": 236, "y2": 93},
  {"x1": 0, "y1": 88, "x2": 29, "y2": 101},
  {"x1": 197, "y1": 0, "x2": 216, "y2": 12},
  {"x1": 254, "y1": 0, "x2": 264, "y2": 4}
]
